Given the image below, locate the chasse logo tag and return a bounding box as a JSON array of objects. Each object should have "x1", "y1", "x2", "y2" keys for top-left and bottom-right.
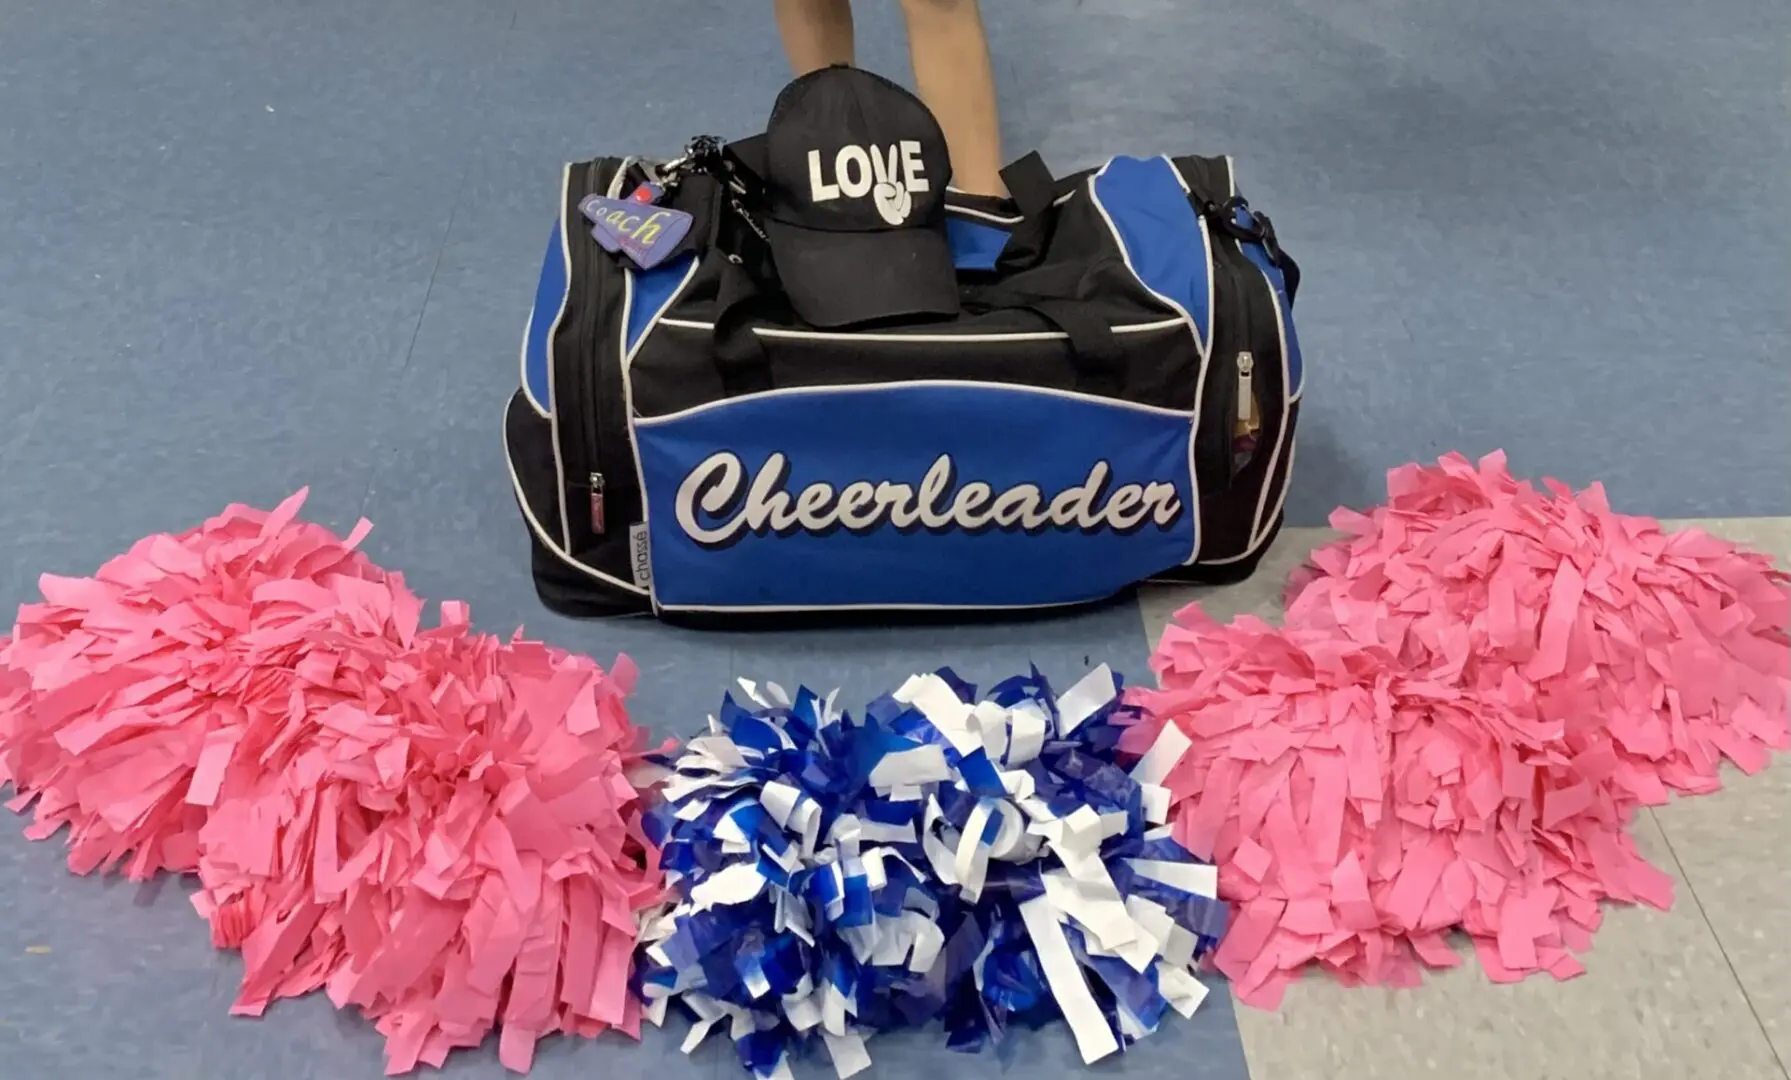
[
  {"x1": 806, "y1": 140, "x2": 930, "y2": 226},
  {"x1": 673, "y1": 452, "x2": 1183, "y2": 550}
]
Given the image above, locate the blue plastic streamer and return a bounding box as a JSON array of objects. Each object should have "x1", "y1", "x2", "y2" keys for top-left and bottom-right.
[{"x1": 635, "y1": 666, "x2": 1226, "y2": 1079}]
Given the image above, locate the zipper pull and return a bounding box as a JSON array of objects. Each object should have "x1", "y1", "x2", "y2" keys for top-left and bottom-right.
[
  {"x1": 1235, "y1": 351, "x2": 1259, "y2": 435},
  {"x1": 589, "y1": 472, "x2": 607, "y2": 535}
]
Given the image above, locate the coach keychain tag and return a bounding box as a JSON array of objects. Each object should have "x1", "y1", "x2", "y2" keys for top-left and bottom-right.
[{"x1": 579, "y1": 186, "x2": 692, "y2": 271}]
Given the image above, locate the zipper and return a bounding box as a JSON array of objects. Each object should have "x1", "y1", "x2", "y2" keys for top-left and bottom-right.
[
  {"x1": 1232, "y1": 350, "x2": 1260, "y2": 476},
  {"x1": 588, "y1": 472, "x2": 606, "y2": 535},
  {"x1": 567, "y1": 159, "x2": 621, "y2": 540},
  {"x1": 581, "y1": 158, "x2": 609, "y2": 536},
  {"x1": 1198, "y1": 250, "x2": 1252, "y2": 491}
]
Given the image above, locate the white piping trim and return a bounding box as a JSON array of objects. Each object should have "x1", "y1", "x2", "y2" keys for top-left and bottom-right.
[
  {"x1": 1164, "y1": 154, "x2": 1192, "y2": 196},
  {"x1": 652, "y1": 317, "x2": 1188, "y2": 342},
  {"x1": 947, "y1": 204, "x2": 1024, "y2": 226},
  {"x1": 608, "y1": 157, "x2": 635, "y2": 199},
  {"x1": 624, "y1": 261, "x2": 701, "y2": 367},
  {"x1": 1088, "y1": 157, "x2": 1210, "y2": 567},
  {"x1": 503, "y1": 400, "x2": 648, "y2": 596},
  {"x1": 942, "y1": 189, "x2": 1076, "y2": 222},
  {"x1": 655, "y1": 596, "x2": 1105, "y2": 615},
  {"x1": 632, "y1": 378, "x2": 1197, "y2": 427},
  {"x1": 1253, "y1": 433, "x2": 1295, "y2": 550},
  {"x1": 546, "y1": 164, "x2": 576, "y2": 551},
  {"x1": 1155, "y1": 433, "x2": 1293, "y2": 570},
  {"x1": 519, "y1": 308, "x2": 549, "y2": 418},
  {"x1": 1183, "y1": 549, "x2": 1254, "y2": 568}
]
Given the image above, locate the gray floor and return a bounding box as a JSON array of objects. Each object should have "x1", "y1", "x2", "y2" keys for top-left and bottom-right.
[{"x1": 2, "y1": 0, "x2": 1788, "y2": 1078}]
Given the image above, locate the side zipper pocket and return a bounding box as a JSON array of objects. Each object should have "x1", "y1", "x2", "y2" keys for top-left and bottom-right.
[
  {"x1": 1201, "y1": 251, "x2": 1253, "y2": 491},
  {"x1": 569, "y1": 158, "x2": 644, "y2": 542},
  {"x1": 565, "y1": 160, "x2": 608, "y2": 540}
]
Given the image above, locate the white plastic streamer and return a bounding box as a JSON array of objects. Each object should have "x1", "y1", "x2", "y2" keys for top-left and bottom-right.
[{"x1": 636, "y1": 667, "x2": 1224, "y2": 1079}]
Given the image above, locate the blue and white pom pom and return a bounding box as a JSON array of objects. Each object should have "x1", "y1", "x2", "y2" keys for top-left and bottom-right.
[{"x1": 635, "y1": 665, "x2": 1227, "y2": 1079}]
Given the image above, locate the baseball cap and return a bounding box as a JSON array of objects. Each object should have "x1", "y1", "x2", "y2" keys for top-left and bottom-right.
[{"x1": 762, "y1": 66, "x2": 960, "y2": 328}]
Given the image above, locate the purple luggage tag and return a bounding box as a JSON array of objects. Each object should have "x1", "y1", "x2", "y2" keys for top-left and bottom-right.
[{"x1": 579, "y1": 184, "x2": 692, "y2": 271}]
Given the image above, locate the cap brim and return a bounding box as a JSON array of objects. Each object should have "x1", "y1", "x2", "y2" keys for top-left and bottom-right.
[{"x1": 763, "y1": 219, "x2": 960, "y2": 329}]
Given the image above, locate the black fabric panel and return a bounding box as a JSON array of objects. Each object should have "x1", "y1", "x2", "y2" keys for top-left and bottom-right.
[
  {"x1": 504, "y1": 391, "x2": 649, "y2": 616},
  {"x1": 504, "y1": 390, "x2": 566, "y2": 548},
  {"x1": 628, "y1": 319, "x2": 1199, "y2": 417},
  {"x1": 1146, "y1": 513, "x2": 1283, "y2": 588},
  {"x1": 528, "y1": 536, "x2": 649, "y2": 618},
  {"x1": 631, "y1": 190, "x2": 1196, "y2": 416},
  {"x1": 1173, "y1": 154, "x2": 1235, "y2": 209}
]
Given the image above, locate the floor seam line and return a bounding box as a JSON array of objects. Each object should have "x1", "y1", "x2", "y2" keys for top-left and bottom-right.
[
  {"x1": 1649, "y1": 806, "x2": 1791, "y2": 1079},
  {"x1": 356, "y1": 0, "x2": 524, "y2": 523}
]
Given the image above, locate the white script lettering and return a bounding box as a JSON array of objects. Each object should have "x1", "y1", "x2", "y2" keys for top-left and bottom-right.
[{"x1": 672, "y1": 452, "x2": 1182, "y2": 548}]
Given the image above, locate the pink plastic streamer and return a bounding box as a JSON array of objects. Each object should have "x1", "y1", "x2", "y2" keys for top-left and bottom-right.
[
  {"x1": 1129, "y1": 451, "x2": 1789, "y2": 1007},
  {"x1": 0, "y1": 489, "x2": 667, "y2": 1074}
]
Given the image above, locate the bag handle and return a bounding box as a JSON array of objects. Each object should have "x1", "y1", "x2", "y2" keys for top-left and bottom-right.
[
  {"x1": 1010, "y1": 299, "x2": 1124, "y2": 397},
  {"x1": 1001, "y1": 151, "x2": 1056, "y2": 220},
  {"x1": 992, "y1": 151, "x2": 1061, "y2": 274},
  {"x1": 712, "y1": 259, "x2": 782, "y2": 398}
]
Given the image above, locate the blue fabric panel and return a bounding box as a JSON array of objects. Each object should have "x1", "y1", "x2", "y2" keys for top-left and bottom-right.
[
  {"x1": 523, "y1": 220, "x2": 566, "y2": 413},
  {"x1": 946, "y1": 217, "x2": 1011, "y2": 271},
  {"x1": 626, "y1": 254, "x2": 697, "y2": 357},
  {"x1": 634, "y1": 383, "x2": 1198, "y2": 610},
  {"x1": 1090, "y1": 157, "x2": 1212, "y2": 353}
]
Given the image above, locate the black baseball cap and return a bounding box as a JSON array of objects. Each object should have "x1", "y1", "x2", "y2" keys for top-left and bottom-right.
[{"x1": 762, "y1": 66, "x2": 959, "y2": 328}]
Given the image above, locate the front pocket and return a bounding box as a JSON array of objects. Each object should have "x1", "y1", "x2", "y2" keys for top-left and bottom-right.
[
  {"x1": 628, "y1": 315, "x2": 1202, "y2": 418},
  {"x1": 631, "y1": 381, "x2": 1201, "y2": 611}
]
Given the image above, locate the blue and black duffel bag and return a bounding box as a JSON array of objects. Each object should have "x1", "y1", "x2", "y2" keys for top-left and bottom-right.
[{"x1": 505, "y1": 70, "x2": 1302, "y2": 623}]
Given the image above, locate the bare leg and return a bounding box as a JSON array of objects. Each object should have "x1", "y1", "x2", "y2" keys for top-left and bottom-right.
[
  {"x1": 773, "y1": 0, "x2": 856, "y2": 75},
  {"x1": 900, "y1": 0, "x2": 1005, "y2": 196}
]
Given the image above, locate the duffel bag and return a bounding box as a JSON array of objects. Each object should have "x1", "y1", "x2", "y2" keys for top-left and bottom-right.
[{"x1": 505, "y1": 133, "x2": 1302, "y2": 621}]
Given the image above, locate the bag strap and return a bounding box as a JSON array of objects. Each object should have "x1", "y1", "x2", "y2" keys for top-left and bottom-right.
[
  {"x1": 957, "y1": 293, "x2": 1126, "y2": 397},
  {"x1": 1016, "y1": 299, "x2": 1124, "y2": 396},
  {"x1": 1172, "y1": 155, "x2": 1301, "y2": 303},
  {"x1": 1001, "y1": 151, "x2": 1056, "y2": 220},
  {"x1": 711, "y1": 259, "x2": 782, "y2": 398},
  {"x1": 993, "y1": 151, "x2": 1059, "y2": 273}
]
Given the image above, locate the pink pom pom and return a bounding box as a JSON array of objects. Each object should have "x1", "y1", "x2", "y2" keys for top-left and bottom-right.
[
  {"x1": 1, "y1": 489, "x2": 392, "y2": 877},
  {"x1": 1133, "y1": 452, "x2": 1789, "y2": 1008},
  {"x1": 1, "y1": 490, "x2": 669, "y2": 1074},
  {"x1": 1292, "y1": 450, "x2": 1790, "y2": 792}
]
